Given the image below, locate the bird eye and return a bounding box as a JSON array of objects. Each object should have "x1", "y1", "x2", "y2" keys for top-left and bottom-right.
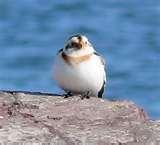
[{"x1": 85, "y1": 41, "x2": 88, "y2": 44}]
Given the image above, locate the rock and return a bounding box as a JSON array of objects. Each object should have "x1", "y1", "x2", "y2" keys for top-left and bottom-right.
[{"x1": 0, "y1": 90, "x2": 159, "y2": 145}]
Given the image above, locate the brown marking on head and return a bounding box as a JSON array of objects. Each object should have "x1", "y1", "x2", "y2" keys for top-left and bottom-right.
[
  {"x1": 77, "y1": 35, "x2": 88, "y2": 49},
  {"x1": 71, "y1": 42, "x2": 82, "y2": 49},
  {"x1": 61, "y1": 52, "x2": 92, "y2": 65}
]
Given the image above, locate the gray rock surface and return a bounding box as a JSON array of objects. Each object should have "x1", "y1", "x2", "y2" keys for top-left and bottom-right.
[{"x1": 0, "y1": 91, "x2": 159, "y2": 145}]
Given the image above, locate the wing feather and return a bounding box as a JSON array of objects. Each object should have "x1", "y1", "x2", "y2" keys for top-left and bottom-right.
[{"x1": 94, "y1": 52, "x2": 107, "y2": 97}]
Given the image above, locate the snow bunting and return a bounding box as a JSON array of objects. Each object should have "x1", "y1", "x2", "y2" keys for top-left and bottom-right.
[{"x1": 53, "y1": 34, "x2": 106, "y2": 98}]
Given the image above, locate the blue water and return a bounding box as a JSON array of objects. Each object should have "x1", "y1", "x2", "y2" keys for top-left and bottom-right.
[{"x1": 0, "y1": 0, "x2": 160, "y2": 119}]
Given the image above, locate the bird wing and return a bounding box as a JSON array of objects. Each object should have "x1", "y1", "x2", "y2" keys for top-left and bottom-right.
[
  {"x1": 94, "y1": 52, "x2": 106, "y2": 73},
  {"x1": 94, "y1": 51, "x2": 107, "y2": 97},
  {"x1": 57, "y1": 48, "x2": 63, "y2": 54}
]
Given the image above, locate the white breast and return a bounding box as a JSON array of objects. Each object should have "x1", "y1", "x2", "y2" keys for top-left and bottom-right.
[{"x1": 53, "y1": 53, "x2": 106, "y2": 96}]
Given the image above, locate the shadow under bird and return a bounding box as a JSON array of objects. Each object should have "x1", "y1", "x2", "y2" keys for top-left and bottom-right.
[{"x1": 53, "y1": 34, "x2": 106, "y2": 98}]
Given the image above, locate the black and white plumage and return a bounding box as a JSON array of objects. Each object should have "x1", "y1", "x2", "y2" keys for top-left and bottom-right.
[{"x1": 53, "y1": 34, "x2": 106, "y2": 98}]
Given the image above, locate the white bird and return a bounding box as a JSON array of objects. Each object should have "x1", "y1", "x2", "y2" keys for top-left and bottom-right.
[{"x1": 53, "y1": 34, "x2": 106, "y2": 98}]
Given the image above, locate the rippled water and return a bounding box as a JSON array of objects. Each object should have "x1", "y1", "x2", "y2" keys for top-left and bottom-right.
[{"x1": 0, "y1": 0, "x2": 160, "y2": 119}]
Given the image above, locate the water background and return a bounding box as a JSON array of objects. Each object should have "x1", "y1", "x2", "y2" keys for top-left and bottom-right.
[{"x1": 0, "y1": 0, "x2": 160, "y2": 119}]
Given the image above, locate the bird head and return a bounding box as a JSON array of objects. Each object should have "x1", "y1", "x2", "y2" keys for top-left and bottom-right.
[{"x1": 63, "y1": 34, "x2": 95, "y2": 56}]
